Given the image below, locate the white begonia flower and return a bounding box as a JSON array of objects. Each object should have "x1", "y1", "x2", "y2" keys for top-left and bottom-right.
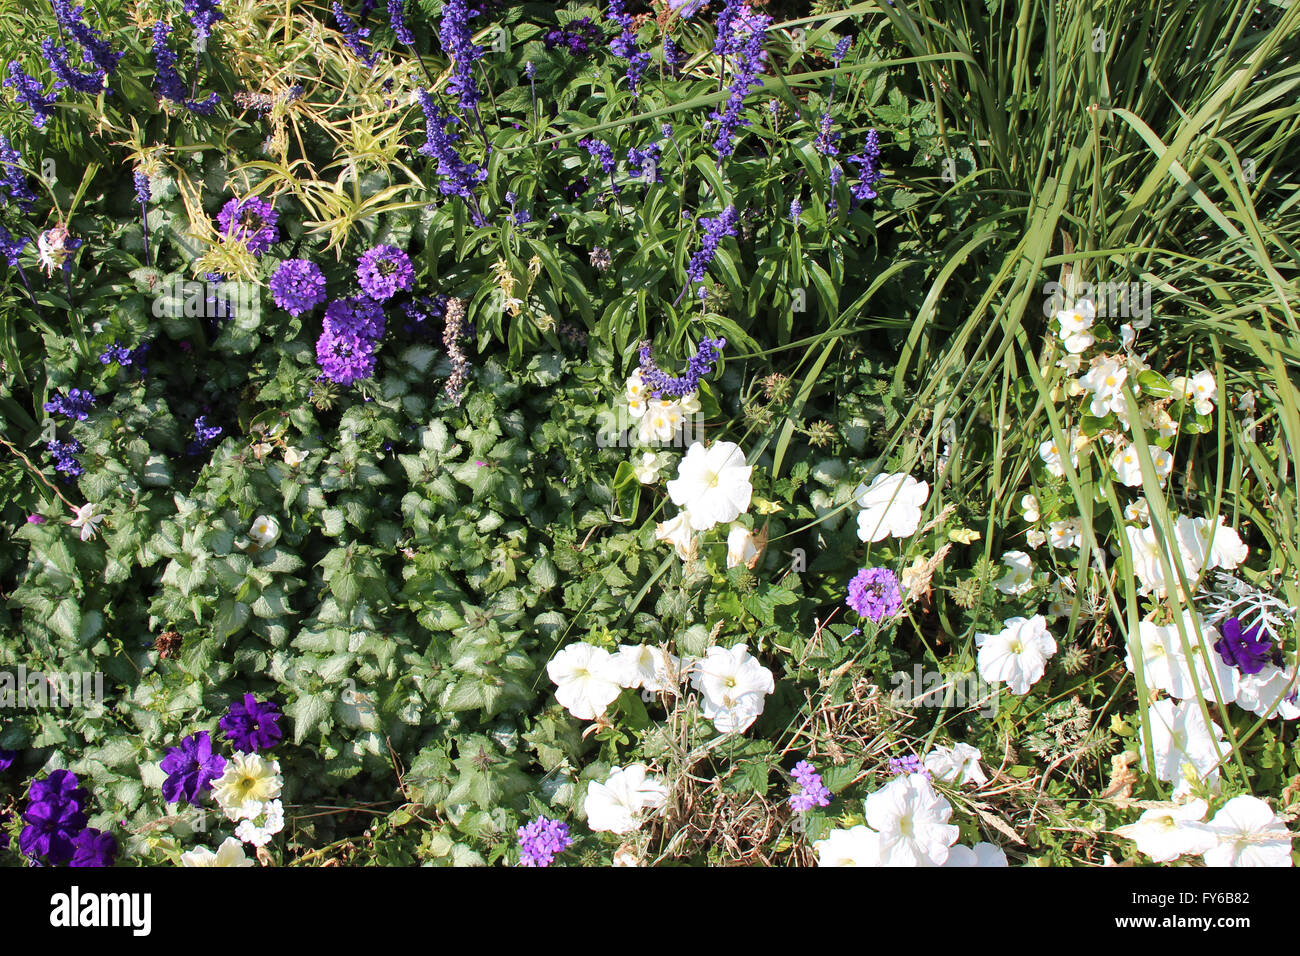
[
  {"x1": 725, "y1": 523, "x2": 761, "y2": 569},
  {"x1": 633, "y1": 451, "x2": 663, "y2": 484},
  {"x1": 854, "y1": 472, "x2": 929, "y2": 542},
  {"x1": 283, "y1": 446, "x2": 308, "y2": 468},
  {"x1": 976, "y1": 615, "x2": 1057, "y2": 696},
  {"x1": 1119, "y1": 323, "x2": 1136, "y2": 350},
  {"x1": 1170, "y1": 370, "x2": 1217, "y2": 417},
  {"x1": 625, "y1": 370, "x2": 646, "y2": 402},
  {"x1": 1141, "y1": 403, "x2": 1179, "y2": 440},
  {"x1": 666, "y1": 440, "x2": 753, "y2": 532},
  {"x1": 1126, "y1": 612, "x2": 1238, "y2": 703},
  {"x1": 1233, "y1": 665, "x2": 1300, "y2": 721},
  {"x1": 1059, "y1": 353, "x2": 1085, "y2": 379},
  {"x1": 248, "y1": 514, "x2": 281, "y2": 549},
  {"x1": 234, "y1": 798, "x2": 284, "y2": 847},
  {"x1": 1150, "y1": 446, "x2": 1174, "y2": 485},
  {"x1": 1039, "y1": 429, "x2": 1085, "y2": 477},
  {"x1": 864, "y1": 774, "x2": 960, "y2": 866},
  {"x1": 638, "y1": 399, "x2": 681, "y2": 443},
  {"x1": 1020, "y1": 494, "x2": 1040, "y2": 522},
  {"x1": 1026, "y1": 528, "x2": 1047, "y2": 550},
  {"x1": 1114, "y1": 799, "x2": 1216, "y2": 863},
  {"x1": 584, "y1": 764, "x2": 668, "y2": 834},
  {"x1": 943, "y1": 842, "x2": 1009, "y2": 867},
  {"x1": 180, "y1": 836, "x2": 256, "y2": 867},
  {"x1": 1111, "y1": 442, "x2": 1145, "y2": 487},
  {"x1": 1048, "y1": 517, "x2": 1082, "y2": 550},
  {"x1": 654, "y1": 510, "x2": 697, "y2": 561},
  {"x1": 1141, "y1": 698, "x2": 1228, "y2": 792},
  {"x1": 677, "y1": 391, "x2": 702, "y2": 415},
  {"x1": 923, "y1": 743, "x2": 987, "y2": 787},
  {"x1": 689, "y1": 643, "x2": 775, "y2": 734},
  {"x1": 1056, "y1": 298, "x2": 1095, "y2": 353},
  {"x1": 213, "y1": 753, "x2": 283, "y2": 820},
  {"x1": 1174, "y1": 515, "x2": 1248, "y2": 572},
  {"x1": 68, "y1": 501, "x2": 104, "y2": 542},
  {"x1": 546, "y1": 642, "x2": 624, "y2": 721},
  {"x1": 626, "y1": 395, "x2": 647, "y2": 419},
  {"x1": 1124, "y1": 497, "x2": 1150, "y2": 524},
  {"x1": 994, "y1": 550, "x2": 1034, "y2": 596},
  {"x1": 1194, "y1": 795, "x2": 1294, "y2": 868},
  {"x1": 1078, "y1": 356, "x2": 1130, "y2": 418},
  {"x1": 615, "y1": 643, "x2": 681, "y2": 694},
  {"x1": 814, "y1": 826, "x2": 883, "y2": 867}
]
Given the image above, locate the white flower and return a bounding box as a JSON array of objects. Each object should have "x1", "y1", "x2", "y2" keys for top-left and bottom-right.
[
  {"x1": 1048, "y1": 518, "x2": 1082, "y2": 550},
  {"x1": 1126, "y1": 612, "x2": 1238, "y2": 703},
  {"x1": 1038, "y1": 429, "x2": 1085, "y2": 477},
  {"x1": 180, "y1": 836, "x2": 256, "y2": 867},
  {"x1": 1150, "y1": 446, "x2": 1174, "y2": 485},
  {"x1": 993, "y1": 551, "x2": 1034, "y2": 596},
  {"x1": 923, "y1": 743, "x2": 987, "y2": 787},
  {"x1": 234, "y1": 798, "x2": 284, "y2": 847},
  {"x1": 584, "y1": 764, "x2": 668, "y2": 834},
  {"x1": 666, "y1": 441, "x2": 753, "y2": 531},
  {"x1": 1111, "y1": 442, "x2": 1145, "y2": 487},
  {"x1": 1175, "y1": 515, "x2": 1248, "y2": 572},
  {"x1": 37, "y1": 224, "x2": 77, "y2": 275},
  {"x1": 1019, "y1": 494, "x2": 1040, "y2": 522},
  {"x1": 1078, "y1": 357, "x2": 1129, "y2": 418},
  {"x1": 677, "y1": 391, "x2": 701, "y2": 415},
  {"x1": 248, "y1": 514, "x2": 281, "y2": 549},
  {"x1": 854, "y1": 472, "x2": 929, "y2": 542},
  {"x1": 814, "y1": 826, "x2": 883, "y2": 866},
  {"x1": 625, "y1": 370, "x2": 646, "y2": 402},
  {"x1": 633, "y1": 451, "x2": 663, "y2": 484},
  {"x1": 1044, "y1": 577, "x2": 1074, "y2": 620},
  {"x1": 689, "y1": 643, "x2": 775, "y2": 734},
  {"x1": 626, "y1": 395, "x2": 646, "y2": 419},
  {"x1": 1234, "y1": 665, "x2": 1300, "y2": 721},
  {"x1": 615, "y1": 643, "x2": 680, "y2": 694},
  {"x1": 1126, "y1": 522, "x2": 1202, "y2": 599},
  {"x1": 864, "y1": 774, "x2": 960, "y2": 866},
  {"x1": 213, "y1": 753, "x2": 283, "y2": 820},
  {"x1": 943, "y1": 842, "x2": 1009, "y2": 867},
  {"x1": 547, "y1": 643, "x2": 623, "y2": 720},
  {"x1": 1141, "y1": 698, "x2": 1228, "y2": 791},
  {"x1": 1026, "y1": 528, "x2": 1047, "y2": 549},
  {"x1": 976, "y1": 615, "x2": 1057, "y2": 696},
  {"x1": 638, "y1": 399, "x2": 681, "y2": 443},
  {"x1": 1115, "y1": 799, "x2": 1216, "y2": 863},
  {"x1": 725, "y1": 523, "x2": 762, "y2": 569},
  {"x1": 1195, "y1": 795, "x2": 1293, "y2": 867},
  {"x1": 283, "y1": 446, "x2": 308, "y2": 468},
  {"x1": 1124, "y1": 497, "x2": 1150, "y2": 524},
  {"x1": 68, "y1": 502, "x2": 104, "y2": 541},
  {"x1": 1056, "y1": 299, "x2": 1095, "y2": 353},
  {"x1": 1141, "y1": 403, "x2": 1179, "y2": 439},
  {"x1": 654, "y1": 510, "x2": 697, "y2": 561},
  {"x1": 1170, "y1": 370, "x2": 1217, "y2": 417},
  {"x1": 1119, "y1": 323, "x2": 1136, "y2": 350}
]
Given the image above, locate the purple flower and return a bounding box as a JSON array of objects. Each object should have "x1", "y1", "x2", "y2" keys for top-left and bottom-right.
[
  {"x1": 684, "y1": 205, "x2": 739, "y2": 297},
  {"x1": 627, "y1": 141, "x2": 662, "y2": 184},
  {"x1": 20, "y1": 770, "x2": 89, "y2": 863},
  {"x1": 69, "y1": 828, "x2": 117, "y2": 867},
  {"x1": 160, "y1": 731, "x2": 227, "y2": 806},
  {"x1": 788, "y1": 760, "x2": 831, "y2": 812},
  {"x1": 832, "y1": 36, "x2": 851, "y2": 64},
  {"x1": 400, "y1": 293, "x2": 448, "y2": 335},
  {"x1": 133, "y1": 169, "x2": 151, "y2": 205},
  {"x1": 638, "y1": 337, "x2": 725, "y2": 399},
  {"x1": 187, "y1": 415, "x2": 223, "y2": 455},
  {"x1": 517, "y1": 816, "x2": 573, "y2": 867},
  {"x1": 25, "y1": 515, "x2": 44, "y2": 525},
  {"x1": 333, "y1": 1, "x2": 378, "y2": 66},
  {"x1": 710, "y1": 6, "x2": 770, "y2": 159},
  {"x1": 357, "y1": 244, "x2": 414, "y2": 301},
  {"x1": 0, "y1": 224, "x2": 28, "y2": 266},
  {"x1": 438, "y1": 0, "x2": 483, "y2": 110},
  {"x1": 43, "y1": 388, "x2": 96, "y2": 422},
  {"x1": 580, "y1": 138, "x2": 618, "y2": 177},
  {"x1": 324, "y1": 295, "x2": 386, "y2": 340},
  {"x1": 0, "y1": 748, "x2": 15, "y2": 770},
  {"x1": 269, "y1": 258, "x2": 327, "y2": 315},
  {"x1": 4, "y1": 62, "x2": 56, "y2": 129},
  {"x1": 545, "y1": 17, "x2": 601, "y2": 54},
  {"x1": 846, "y1": 567, "x2": 902, "y2": 622},
  {"x1": 789, "y1": 197, "x2": 801, "y2": 222},
  {"x1": 0, "y1": 135, "x2": 37, "y2": 211},
  {"x1": 1214, "y1": 617, "x2": 1275, "y2": 676},
  {"x1": 415, "y1": 89, "x2": 487, "y2": 224},
  {"x1": 888, "y1": 754, "x2": 928, "y2": 777},
  {"x1": 607, "y1": 0, "x2": 651, "y2": 94},
  {"x1": 184, "y1": 0, "x2": 224, "y2": 48},
  {"x1": 152, "y1": 22, "x2": 221, "y2": 114},
  {"x1": 219, "y1": 693, "x2": 283, "y2": 753},
  {"x1": 389, "y1": 0, "x2": 414, "y2": 45},
  {"x1": 216, "y1": 196, "x2": 279, "y2": 255},
  {"x1": 814, "y1": 111, "x2": 839, "y2": 156},
  {"x1": 46, "y1": 438, "x2": 84, "y2": 478},
  {"x1": 52, "y1": 0, "x2": 122, "y2": 76},
  {"x1": 316, "y1": 326, "x2": 378, "y2": 384},
  {"x1": 847, "y1": 129, "x2": 882, "y2": 204}
]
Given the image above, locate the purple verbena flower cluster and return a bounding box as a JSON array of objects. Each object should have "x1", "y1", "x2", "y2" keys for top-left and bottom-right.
[
  {"x1": 317, "y1": 295, "x2": 386, "y2": 385},
  {"x1": 43, "y1": 387, "x2": 95, "y2": 421},
  {"x1": 216, "y1": 196, "x2": 279, "y2": 255},
  {"x1": 684, "y1": 205, "x2": 738, "y2": 298},
  {"x1": 516, "y1": 816, "x2": 573, "y2": 867},
  {"x1": 845, "y1": 566, "x2": 902, "y2": 622},
  {"x1": 160, "y1": 731, "x2": 227, "y2": 805},
  {"x1": 788, "y1": 760, "x2": 831, "y2": 812},
  {"x1": 357, "y1": 244, "x2": 414, "y2": 301},
  {"x1": 438, "y1": 0, "x2": 483, "y2": 110},
  {"x1": 270, "y1": 259, "x2": 327, "y2": 316},
  {"x1": 4, "y1": 62, "x2": 56, "y2": 129},
  {"x1": 607, "y1": 0, "x2": 651, "y2": 94},
  {"x1": 638, "y1": 336, "x2": 725, "y2": 399},
  {"x1": 888, "y1": 754, "x2": 927, "y2": 776},
  {"x1": 151, "y1": 22, "x2": 220, "y2": 114},
  {"x1": 219, "y1": 693, "x2": 284, "y2": 753}
]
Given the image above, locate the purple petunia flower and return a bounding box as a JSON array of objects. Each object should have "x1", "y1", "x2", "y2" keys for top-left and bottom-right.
[
  {"x1": 219, "y1": 693, "x2": 284, "y2": 754},
  {"x1": 684, "y1": 205, "x2": 739, "y2": 298},
  {"x1": 160, "y1": 731, "x2": 226, "y2": 806},
  {"x1": 356, "y1": 244, "x2": 414, "y2": 301},
  {"x1": 516, "y1": 816, "x2": 573, "y2": 867},
  {"x1": 152, "y1": 22, "x2": 221, "y2": 114},
  {"x1": 0, "y1": 748, "x2": 15, "y2": 771},
  {"x1": 69, "y1": 828, "x2": 117, "y2": 867},
  {"x1": 269, "y1": 258, "x2": 327, "y2": 316},
  {"x1": 788, "y1": 760, "x2": 831, "y2": 812},
  {"x1": 216, "y1": 196, "x2": 279, "y2": 255},
  {"x1": 20, "y1": 769, "x2": 89, "y2": 863},
  {"x1": 846, "y1": 567, "x2": 902, "y2": 622},
  {"x1": 638, "y1": 337, "x2": 725, "y2": 399},
  {"x1": 1214, "y1": 617, "x2": 1276, "y2": 676},
  {"x1": 4, "y1": 62, "x2": 57, "y2": 129}
]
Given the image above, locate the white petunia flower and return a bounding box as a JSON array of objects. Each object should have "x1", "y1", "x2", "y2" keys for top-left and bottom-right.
[
  {"x1": 854, "y1": 472, "x2": 929, "y2": 542},
  {"x1": 666, "y1": 441, "x2": 753, "y2": 532},
  {"x1": 213, "y1": 753, "x2": 283, "y2": 820},
  {"x1": 1125, "y1": 612, "x2": 1238, "y2": 703},
  {"x1": 689, "y1": 643, "x2": 775, "y2": 734},
  {"x1": 180, "y1": 836, "x2": 256, "y2": 867},
  {"x1": 633, "y1": 451, "x2": 663, "y2": 484},
  {"x1": 1126, "y1": 522, "x2": 1203, "y2": 600},
  {"x1": 68, "y1": 501, "x2": 105, "y2": 542},
  {"x1": 725, "y1": 523, "x2": 762, "y2": 569},
  {"x1": 1233, "y1": 665, "x2": 1300, "y2": 721},
  {"x1": 976, "y1": 615, "x2": 1057, "y2": 696},
  {"x1": 654, "y1": 509, "x2": 697, "y2": 561},
  {"x1": 1115, "y1": 799, "x2": 1216, "y2": 863},
  {"x1": 547, "y1": 643, "x2": 624, "y2": 721},
  {"x1": 1141, "y1": 698, "x2": 1228, "y2": 793},
  {"x1": 248, "y1": 514, "x2": 281, "y2": 549},
  {"x1": 1175, "y1": 515, "x2": 1248, "y2": 572},
  {"x1": 923, "y1": 743, "x2": 987, "y2": 787},
  {"x1": 584, "y1": 764, "x2": 668, "y2": 834},
  {"x1": 943, "y1": 842, "x2": 1009, "y2": 867},
  {"x1": 1194, "y1": 795, "x2": 1294, "y2": 867},
  {"x1": 994, "y1": 550, "x2": 1034, "y2": 596},
  {"x1": 864, "y1": 774, "x2": 960, "y2": 866},
  {"x1": 814, "y1": 826, "x2": 883, "y2": 866},
  {"x1": 615, "y1": 643, "x2": 681, "y2": 694}
]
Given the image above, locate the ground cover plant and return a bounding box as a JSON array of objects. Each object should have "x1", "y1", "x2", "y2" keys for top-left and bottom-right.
[{"x1": 1, "y1": 0, "x2": 1299, "y2": 868}]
